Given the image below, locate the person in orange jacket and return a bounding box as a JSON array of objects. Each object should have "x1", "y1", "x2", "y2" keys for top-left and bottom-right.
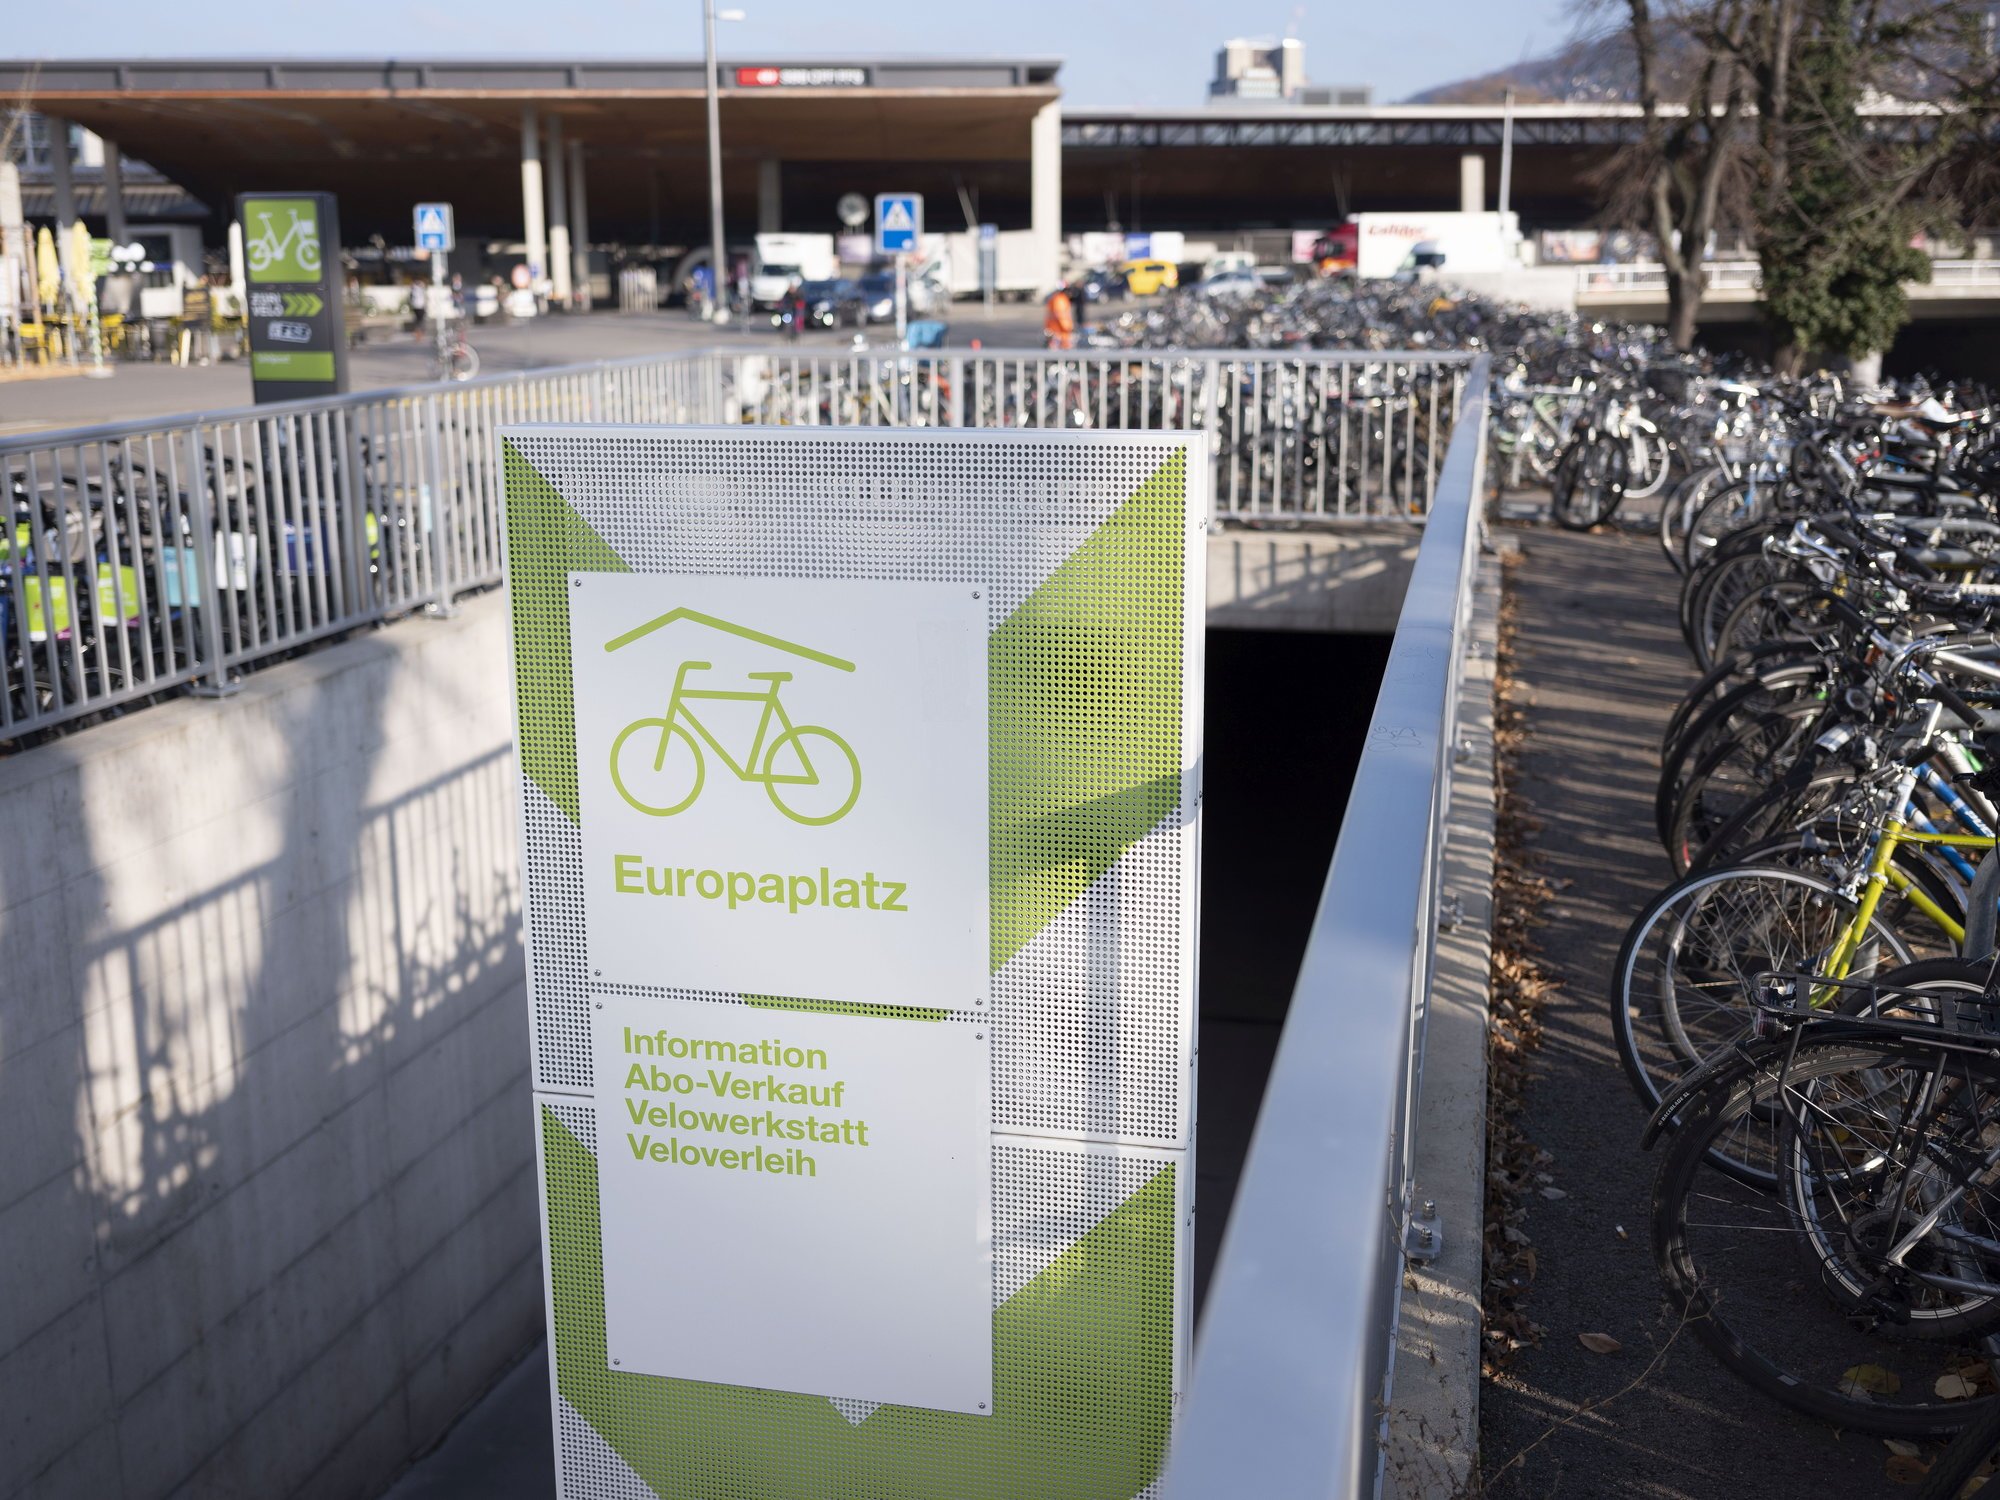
[{"x1": 1044, "y1": 284, "x2": 1077, "y2": 350}]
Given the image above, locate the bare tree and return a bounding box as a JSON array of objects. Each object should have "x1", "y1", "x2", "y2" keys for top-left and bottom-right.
[{"x1": 1615, "y1": 0, "x2": 1753, "y2": 347}]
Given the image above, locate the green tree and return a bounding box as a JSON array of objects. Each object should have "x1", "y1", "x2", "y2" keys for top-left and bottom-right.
[{"x1": 1753, "y1": 0, "x2": 1934, "y2": 367}]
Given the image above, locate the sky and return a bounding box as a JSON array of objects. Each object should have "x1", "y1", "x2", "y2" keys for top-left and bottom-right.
[{"x1": 16, "y1": 0, "x2": 1569, "y2": 107}]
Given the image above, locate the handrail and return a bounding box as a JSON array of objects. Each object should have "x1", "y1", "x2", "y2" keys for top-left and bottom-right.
[
  {"x1": 0, "y1": 348, "x2": 730, "y2": 453},
  {"x1": 1, "y1": 346, "x2": 1468, "y2": 748},
  {"x1": 1159, "y1": 354, "x2": 1492, "y2": 1500}
]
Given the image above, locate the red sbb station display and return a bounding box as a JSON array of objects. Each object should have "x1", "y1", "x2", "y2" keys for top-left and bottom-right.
[{"x1": 734, "y1": 66, "x2": 868, "y2": 87}]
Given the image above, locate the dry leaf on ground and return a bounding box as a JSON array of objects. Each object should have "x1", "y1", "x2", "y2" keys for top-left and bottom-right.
[
  {"x1": 1577, "y1": 1332, "x2": 1621, "y2": 1355},
  {"x1": 1885, "y1": 1453, "x2": 1930, "y2": 1484}
]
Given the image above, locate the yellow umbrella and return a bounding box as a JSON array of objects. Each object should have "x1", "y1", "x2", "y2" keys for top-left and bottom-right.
[
  {"x1": 35, "y1": 226, "x2": 58, "y2": 311},
  {"x1": 70, "y1": 222, "x2": 96, "y2": 307}
]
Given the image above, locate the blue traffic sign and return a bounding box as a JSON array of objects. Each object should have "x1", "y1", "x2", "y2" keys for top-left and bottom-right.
[
  {"x1": 414, "y1": 202, "x2": 455, "y2": 252},
  {"x1": 874, "y1": 193, "x2": 923, "y2": 255}
]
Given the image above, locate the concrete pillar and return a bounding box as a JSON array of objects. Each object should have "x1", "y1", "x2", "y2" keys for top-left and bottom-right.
[
  {"x1": 0, "y1": 160, "x2": 24, "y2": 268},
  {"x1": 101, "y1": 139, "x2": 130, "y2": 246},
  {"x1": 520, "y1": 108, "x2": 548, "y2": 294},
  {"x1": 47, "y1": 117, "x2": 77, "y2": 296},
  {"x1": 1459, "y1": 152, "x2": 1485, "y2": 215},
  {"x1": 545, "y1": 115, "x2": 572, "y2": 306},
  {"x1": 568, "y1": 140, "x2": 591, "y2": 310},
  {"x1": 228, "y1": 219, "x2": 246, "y2": 308},
  {"x1": 757, "y1": 159, "x2": 781, "y2": 235},
  {"x1": 1030, "y1": 100, "x2": 1062, "y2": 293}
]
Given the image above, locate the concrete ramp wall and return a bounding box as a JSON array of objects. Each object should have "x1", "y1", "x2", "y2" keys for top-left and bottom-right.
[
  {"x1": 0, "y1": 594, "x2": 535, "y2": 1500},
  {"x1": 1207, "y1": 528, "x2": 1420, "y2": 634}
]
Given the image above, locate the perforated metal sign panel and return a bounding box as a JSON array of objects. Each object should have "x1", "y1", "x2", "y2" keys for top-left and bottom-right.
[{"x1": 504, "y1": 426, "x2": 1203, "y2": 1500}]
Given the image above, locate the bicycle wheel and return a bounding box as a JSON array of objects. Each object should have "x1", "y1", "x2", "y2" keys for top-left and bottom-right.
[
  {"x1": 1653, "y1": 1029, "x2": 2000, "y2": 1436},
  {"x1": 610, "y1": 718, "x2": 704, "y2": 817},
  {"x1": 763, "y1": 725, "x2": 860, "y2": 826},
  {"x1": 1916, "y1": 1389, "x2": 2000, "y2": 1498},
  {"x1": 1781, "y1": 964, "x2": 2000, "y2": 1336},
  {"x1": 1612, "y1": 863, "x2": 1915, "y2": 1127},
  {"x1": 1625, "y1": 425, "x2": 1672, "y2": 500},
  {"x1": 447, "y1": 342, "x2": 480, "y2": 381},
  {"x1": 1550, "y1": 432, "x2": 1628, "y2": 530}
]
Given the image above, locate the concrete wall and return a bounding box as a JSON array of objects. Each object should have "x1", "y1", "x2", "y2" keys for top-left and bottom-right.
[
  {"x1": 1207, "y1": 528, "x2": 1420, "y2": 635},
  {"x1": 0, "y1": 593, "x2": 537, "y2": 1500}
]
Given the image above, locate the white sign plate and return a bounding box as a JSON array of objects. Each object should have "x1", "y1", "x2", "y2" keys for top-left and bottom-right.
[
  {"x1": 592, "y1": 994, "x2": 993, "y2": 1412},
  {"x1": 413, "y1": 201, "x2": 454, "y2": 252},
  {"x1": 874, "y1": 193, "x2": 923, "y2": 255},
  {"x1": 569, "y1": 573, "x2": 989, "y2": 1012}
]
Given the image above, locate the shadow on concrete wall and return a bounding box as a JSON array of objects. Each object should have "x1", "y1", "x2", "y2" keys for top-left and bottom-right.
[{"x1": 0, "y1": 620, "x2": 540, "y2": 1500}]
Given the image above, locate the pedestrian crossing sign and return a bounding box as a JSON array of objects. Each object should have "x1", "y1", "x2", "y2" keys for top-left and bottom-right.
[
  {"x1": 414, "y1": 202, "x2": 455, "y2": 253},
  {"x1": 874, "y1": 193, "x2": 923, "y2": 255}
]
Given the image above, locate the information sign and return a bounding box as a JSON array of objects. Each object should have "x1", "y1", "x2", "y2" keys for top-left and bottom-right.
[
  {"x1": 591, "y1": 994, "x2": 992, "y2": 1410},
  {"x1": 237, "y1": 192, "x2": 347, "y2": 400},
  {"x1": 504, "y1": 425, "x2": 1205, "y2": 1500}
]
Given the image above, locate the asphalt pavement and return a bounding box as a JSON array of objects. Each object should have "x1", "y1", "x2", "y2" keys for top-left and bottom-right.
[
  {"x1": 0, "y1": 302, "x2": 1049, "y2": 436},
  {"x1": 1478, "y1": 524, "x2": 1901, "y2": 1499}
]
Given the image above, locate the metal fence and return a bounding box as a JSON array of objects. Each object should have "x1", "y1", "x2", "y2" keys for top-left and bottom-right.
[
  {"x1": 1, "y1": 345, "x2": 1467, "y2": 746},
  {"x1": 1162, "y1": 355, "x2": 1493, "y2": 1500},
  {"x1": 724, "y1": 347, "x2": 1472, "y2": 520},
  {"x1": 0, "y1": 354, "x2": 723, "y2": 741}
]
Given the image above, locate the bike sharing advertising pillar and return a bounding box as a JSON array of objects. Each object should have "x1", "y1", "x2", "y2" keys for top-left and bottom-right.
[
  {"x1": 501, "y1": 422, "x2": 1206, "y2": 1498},
  {"x1": 236, "y1": 192, "x2": 347, "y2": 401}
]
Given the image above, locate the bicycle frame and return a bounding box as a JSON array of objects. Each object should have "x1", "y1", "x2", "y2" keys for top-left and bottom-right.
[
  {"x1": 1824, "y1": 780, "x2": 1992, "y2": 981},
  {"x1": 658, "y1": 660, "x2": 811, "y2": 785}
]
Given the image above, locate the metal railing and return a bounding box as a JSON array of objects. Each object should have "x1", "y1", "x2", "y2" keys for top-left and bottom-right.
[
  {"x1": 1, "y1": 345, "x2": 1465, "y2": 746},
  {"x1": 0, "y1": 353, "x2": 724, "y2": 741},
  {"x1": 723, "y1": 347, "x2": 1472, "y2": 522},
  {"x1": 1577, "y1": 257, "x2": 2000, "y2": 299},
  {"x1": 1161, "y1": 355, "x2": 1493, "y2": 1500}
]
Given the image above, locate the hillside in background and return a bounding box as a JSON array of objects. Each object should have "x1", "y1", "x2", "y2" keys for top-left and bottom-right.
[
  {"x1": 1408, "y1": 19, "x2": 1958, "y2": 104},
  {"x1": 1405, "y1": 30, "x2": 1654, "y2": 103}
]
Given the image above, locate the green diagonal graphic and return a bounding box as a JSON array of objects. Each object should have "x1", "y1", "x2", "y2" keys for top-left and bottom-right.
[
  {"x1": 989, "y1": 451, "x2": 1186, "y2": 968},
  {"x1": 542, "y1": 1109, "x2": 1175, "y2": 1500},
  {"x1": 502, "y1": 440, "x2": 630, "y2": 821}
]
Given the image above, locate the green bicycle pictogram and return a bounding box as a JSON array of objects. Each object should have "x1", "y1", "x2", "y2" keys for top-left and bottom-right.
[
  {"x1": 244, "y1": 200, "x2": 323, "y2": 282},
  {"x1": 604, "y1": 608, "x2": 862, "y2": 827}
]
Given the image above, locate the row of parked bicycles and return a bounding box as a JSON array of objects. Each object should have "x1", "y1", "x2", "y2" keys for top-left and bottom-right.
[
  {"x1": 1557, "y1": 355, "x2": 2000, "y2": 1491},
  {"x1": 3, "y1": 420, "x2": 445, "y2": 741}
]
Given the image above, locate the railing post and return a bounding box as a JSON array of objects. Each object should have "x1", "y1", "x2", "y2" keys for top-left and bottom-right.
[
  {"x1": 949, "y1": 354, "x2": 965, "y2": 428},
  {"x1": 181, "y1": 424, "x2": 238, "y2": 698},
  {"x1": 424, "y1": 394, "x2": 459, "y2": 618},
  {"x1": 1201, "y1": 357, "x2": 1222, "y2": 525}
]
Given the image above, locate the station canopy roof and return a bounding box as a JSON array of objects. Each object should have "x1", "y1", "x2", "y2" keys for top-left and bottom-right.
[{"x1": 3, "y1": 58, "x2": 1061, "y2": 241}]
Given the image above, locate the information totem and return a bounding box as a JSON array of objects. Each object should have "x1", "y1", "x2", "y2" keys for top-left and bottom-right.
[
  {"x1": 503, "y1": 425, "x2": 1205, "y2": 1499},
  {"x1": 236, "y1": 191, "x2": 347, "y2": 401}
]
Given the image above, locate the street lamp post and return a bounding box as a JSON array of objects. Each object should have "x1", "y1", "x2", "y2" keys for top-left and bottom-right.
[{"x1": 703, "y1": 3, "x2": 744, "y2": 323}]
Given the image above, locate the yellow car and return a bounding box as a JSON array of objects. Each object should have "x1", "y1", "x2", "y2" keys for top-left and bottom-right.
[{"x1": 1122, "y1": 258, "x2": 1180, "y2": 297}]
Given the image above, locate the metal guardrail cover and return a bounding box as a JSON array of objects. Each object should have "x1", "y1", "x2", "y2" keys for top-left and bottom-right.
[{"x1": 1159, "y1": 355, "x2": 1491, "y2": 1500}]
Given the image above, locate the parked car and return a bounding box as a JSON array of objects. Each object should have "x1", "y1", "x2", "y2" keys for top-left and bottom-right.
[
  {"x1": 1199, "y1": 269, "x2": 1264, "y2": 299},
  {"x1": 857, "y1": 273, "x2": 899, "y2": 323},
  {"x1": 748, "y1": 262, "x2": 803, "y2": 309},
  {"x1": 1122, "y1": 258, "x2": 1179, "y2": 296},
  {"x1": 1072, "y1": 267, "x2": 1126, "y2": 303},
  {"x1": 797, "y1": 278, "x2": 864, "y2": 329}
]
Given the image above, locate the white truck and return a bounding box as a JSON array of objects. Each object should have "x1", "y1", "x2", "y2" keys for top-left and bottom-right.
[
  {"x1": 748, "y1": 233, "x2": 836, "y2": 307},
  {"x1": 932, "y1": 230, "x2": 1044, "y2": 301},
  {"x1": 1345, "y1": 212, "x2": 1523, "y2": 281}
]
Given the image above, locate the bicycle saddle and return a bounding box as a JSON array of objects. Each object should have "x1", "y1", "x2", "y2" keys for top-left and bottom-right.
[{"x1": 746, "y1": 670, "x2": 794, "y2": 683}]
